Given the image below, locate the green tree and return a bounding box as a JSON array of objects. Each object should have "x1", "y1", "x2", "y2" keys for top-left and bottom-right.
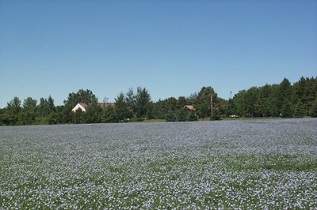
[
  {"x1": 102, "y1": 106, "x2": 116, "y2": 122},
  {"x1": 165, "y1": 110, "x2": 177, "y2": 122},
  {"x1": 195, "y1": 87, "x2": 213, "y2": 118},
  {"x1": 6, "y1": 97, "x2": 22, "y2": 125},
  {"x1": 135, "y1": 87, "x2": 151, "y2": 118},
  {"x1": 23, "y1": 97, "x2": 37, "y2": 111},
  {"x1": 188, "y1": 112, "x2": 198, "y2": 121},
  {"x1": 84, "y1": 104, "x2": 103, "y2": 123},
  {"x1": 22, "y1": 97, "x2": 37, "y2": 124},
  {"x1": 280, "y1": 101, "x2": 292, "y2": 118},
  {"x1": 0, "y1": 110, "x2": 16, "y2": 125},
  {"x1": 177, "y1": 96, "x2": 187, "y2": 109},
  {"x1": 176, "y1": 109, "x2": 188, "y2": 121},
  {"x1": 278, "y1": 78, "x2": 293, "y2": 116},
  {"x1": 7, "y1": 97, "x2": 21, "y2": 114},
  {"x1": 126, "y1": 88, "x2": 136, "y2": 115},
  {"x1": 63, "y1": 89, "x2": 98, "y2": 122},
  {"x1": 114, "y1": 93, "x2": 131, "y2": 122},
  {"x1": 72, "y1": 109, "x2": 84, "y2": 124},
  {"x1": 47, "y1": 96, "x2": 55, "y2": 112},
  {"x1": 310, "y1": 97, "x2": 317, "y2": 117},
  {"x1": 293, "y1": 101, "x2": 306, "y2": 117},
  {"x1": 38, "y1": 98, "x2": 46, "y2": 116},
  {"x1": 64, "y1": 89, "x2": 98, "y2": 110}
]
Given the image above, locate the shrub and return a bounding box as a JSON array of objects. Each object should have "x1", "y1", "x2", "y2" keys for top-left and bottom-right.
[{"x1": 165, "y1": 111, "x2": 177, "y2": 122}]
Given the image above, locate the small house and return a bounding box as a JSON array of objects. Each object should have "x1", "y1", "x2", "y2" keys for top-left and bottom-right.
[{"x1": 72, "y1": 103, "x2": 88, "y2": 112}]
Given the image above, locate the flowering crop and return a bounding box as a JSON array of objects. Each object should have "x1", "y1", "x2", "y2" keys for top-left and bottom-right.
[{"x1": 0, "y1": 118, "x2": 317, "y2": 209}]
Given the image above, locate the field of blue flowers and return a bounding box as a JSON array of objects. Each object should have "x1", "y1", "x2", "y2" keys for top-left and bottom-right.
[{"x1": 1, "y1": 118, "x2": 316, "y2": 209}]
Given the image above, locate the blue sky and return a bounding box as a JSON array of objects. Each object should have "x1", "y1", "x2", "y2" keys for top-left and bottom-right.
[{"x1": 0, "y1": 0, "x2": 316, "y2": 107}]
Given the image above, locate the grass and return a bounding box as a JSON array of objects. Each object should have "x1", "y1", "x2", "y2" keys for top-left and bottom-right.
[{"x1": 222, "y1": 154, "x2": 317, "y2": 172}]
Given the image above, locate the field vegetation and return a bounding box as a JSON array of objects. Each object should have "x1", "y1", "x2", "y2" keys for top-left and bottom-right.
[{"x1": 1, "y1": 118, "x2": 316, "y2": 208}]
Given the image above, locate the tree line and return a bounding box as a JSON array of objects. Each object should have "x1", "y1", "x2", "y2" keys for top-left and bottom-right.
[
  {"x1": 229, "y1": 77, "x2": 317, "y2": 118},
  {"x1": 0, "y1": 76, "x2": 316, "y2": 125}
]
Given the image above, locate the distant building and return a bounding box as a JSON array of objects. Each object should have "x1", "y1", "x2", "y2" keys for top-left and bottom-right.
[
  {"x1": 72, "y1": 103, "x2": 88, "y2": 112},
  {"x1": 72, "y1": 102, "x2": 114, "y2": 113},
  {"x1": 184, "y1": 105, "x2": 196, "y2": 112},
  {"x1": 97, "y1": 102, "x2": 114, "y2": 109}
]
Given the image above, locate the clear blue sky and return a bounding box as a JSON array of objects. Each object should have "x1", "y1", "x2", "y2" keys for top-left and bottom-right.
[{"x1": 1, "y1": 0, "x2": 316, "y2": 107}]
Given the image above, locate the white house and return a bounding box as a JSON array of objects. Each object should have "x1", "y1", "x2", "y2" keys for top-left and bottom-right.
[{"x1": 72, "y1": 103, "x2": 88, "y2": 112}]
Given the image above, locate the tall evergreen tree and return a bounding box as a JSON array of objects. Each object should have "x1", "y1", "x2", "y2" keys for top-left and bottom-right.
[
  {"x1": 278, "y1": 78, "x2": 293, "y2": 117},
  {"x1": 22, "y1": 97, "x2": 37, "y2": 124},
  {"x1": 7, "y1": 97, "x2": 21, "y2": 114},
  {"x1": 126, "y1": 88, "x2": 136, "y2": 116},
  {"x1": 114, "y1": 93, "x2": 131, "y2": 122},
  {"x1": 310, "y1": 97, "x2": 317, "y2": 117},
  {"x1": 135, "y1": 87, "x2": 151, "y2": 118},
  {"x1": 293, "y1": 101, "x2": 306, "y2": 117}
]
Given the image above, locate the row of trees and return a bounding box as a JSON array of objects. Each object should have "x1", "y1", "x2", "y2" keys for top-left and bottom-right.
[
  {"x1": 0, "y1": 88, "x2": 154, "y2": 125},
  {"x1": 1, "y1": 76, "x2": 317, "y2": 125},
  {"x1": 230, "y1": 77, "x2": 317, "y2": 118},
  {"x1": 0, "y1": 96, "x2": 62, "y2": 125}
]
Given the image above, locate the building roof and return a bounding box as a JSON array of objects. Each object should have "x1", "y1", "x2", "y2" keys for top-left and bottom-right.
[
  {"x1": 184, "y1": 105, "x2": 196, "y2": 111},
  {"x1": 71, "y1": 102, "x2": 88, "y2": 112},
  {"x1": 78, "y1": 103, "x2": 88, "y2": 109}
]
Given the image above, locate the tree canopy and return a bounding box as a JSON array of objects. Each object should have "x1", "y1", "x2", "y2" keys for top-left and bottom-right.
[{"x1": 0, "y1": 76, "x2": 316, "y2": 126}]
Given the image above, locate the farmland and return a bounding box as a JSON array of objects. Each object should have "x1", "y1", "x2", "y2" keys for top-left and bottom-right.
[{"x1": 0, "y1": 118, "x2": 317, "y2": 209}]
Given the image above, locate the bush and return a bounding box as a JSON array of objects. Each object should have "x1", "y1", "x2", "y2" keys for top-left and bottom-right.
[
  {"x1": 165, "y1": 111, "x2": 177, "y2": 122},
  {"x1": 188, "y1": 112, "x2": 198, "y2": 121},
  {"x1": 176, "y1": 109, "x2": 188, "y2": 121}
]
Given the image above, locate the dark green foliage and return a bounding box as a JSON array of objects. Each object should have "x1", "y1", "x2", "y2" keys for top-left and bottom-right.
[
  {"x1": 195, "y1": 87, "x2": 214, "y2": 118},
  {"x1": 84, "y1": 104, "x2": 103, "y2": 123},
  {"x1": 0, "y1": 110, "x2": 17, "y2": 125},
  {"x1": 36, "y1": 96, "x2": 56, "y2": 124},
  {"x1": 7, "y1": 97, "x2": 21, "y2": 114},
  {"x1": 280, "y1": 101, "x2": 292, "y2": 118},
  {"x1": 3, "y1": 97, "x2": 22, "y2": 125},
  {"x1": 114, "y1": 93, "x2": 131, "y2": 122},
  {"x1": 1, "y1": 76, "x2": 316, "y2": 126},
  {"x1": 72, "y1": 109, "x2": 84, "y2": 124},
  {"x1": 165, "y1": 111, "x2": 177, "y2": 122},
  {"x1": 310, "y1": 97, "x2": 317, "y2": 117},
  {"x1": 293, "y1": 101, "x2": 306, "y2": 117},
  {"x1": 193, "y1": 86, "x2": 224, "y2": 120},
  {"x1": 37, "y1": 96, "x2": 55, "y2": 117},
  {"x1": 126, "y1": 88, "x2": 136, "y2": 114},
  {"x1": 165, "y1": 108, "x2": 198, "y2": 122},
  {"x1": 232, "y1": 77, "x2": 317, "y2": 118},
  {"x1": 63, "y1": 89, "x2": 98, "y2": 123},
  {"x1": 20, "y1": 97, "x2": 37, "y2": 124},
  {"x1": 101, "y1": 106, "x2": 116, "y2": 123},
  {"x1": 155, "y1": 97, "x2": 178, "y2": 119},
  {"x1": 188, "y1": 112, "x2": 198, "y2": 121},
  {"x1": 177, "y1": 96, "x2": 187, "y2": 109},
  {"x1": 176, "y1": 109, "x2": 188, "y2": 121},
  {"x1": 135, "y1": 87, "x2": 151, "y2": 118},
  {"x1": 64, "y1": 89, "x2": 98, "y2": 111},
  {"x1": 23, "y1": 97, "x2": 37, "y2": 111}
]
